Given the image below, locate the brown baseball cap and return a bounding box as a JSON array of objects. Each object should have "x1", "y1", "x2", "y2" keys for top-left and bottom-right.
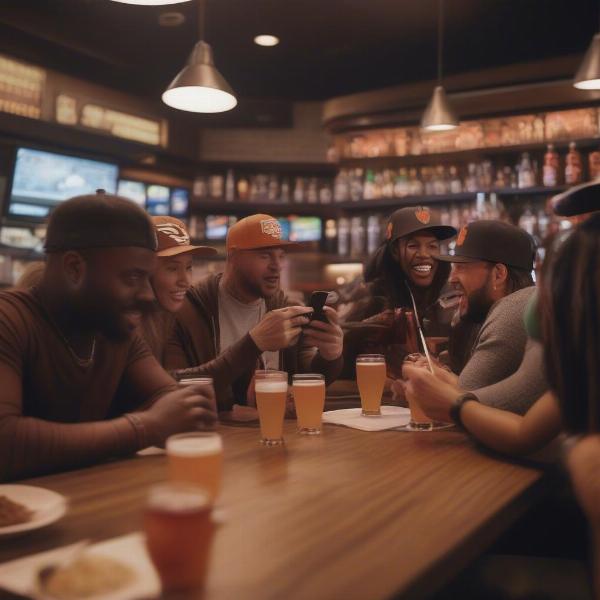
[
  {"x1": 386, "y1": 206, "x2": 457, "y2": 244},
  {"x1": 436, "y1": 220, "x2": 535, "y2": 271},
  {"x1": 226, "y1": 214, "x2": 298, "y2": 251},
  {"x1": 152, "y1": 216, "x2": 217, "y2": 258}
]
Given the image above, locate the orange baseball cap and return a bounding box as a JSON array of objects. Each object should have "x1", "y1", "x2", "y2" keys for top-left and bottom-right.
[
  {"x1": 226, "y1": 214, "x2": 298, "y2": 251},
  {"x1": 152, "y1": 216, "x2": 217, "y2": 258}
]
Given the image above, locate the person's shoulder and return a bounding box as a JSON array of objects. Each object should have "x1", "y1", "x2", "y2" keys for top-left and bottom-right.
[
  {"x1": 495, "y1": 286, "x2": 536, "y2": 312},
  {"x1": 0, "y1": 289, "x2": 39, "y2": 320}
]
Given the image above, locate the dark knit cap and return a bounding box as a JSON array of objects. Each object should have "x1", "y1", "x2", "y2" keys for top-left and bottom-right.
[
  {"x1": 551, "y1": 180, "x2": 600, "y2": 216},
  {"x1": 44, "y1": 190, "x2": 157, "y2": 253}
]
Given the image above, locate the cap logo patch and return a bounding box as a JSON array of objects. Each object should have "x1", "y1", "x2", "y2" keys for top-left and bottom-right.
[
  {"x1": 156, "y1": 223, "x2": 189, "y2": 245},
  {"x1": 456, "y1": 225, "x2": 468, "y2": 246},
  {"x1": 260, "y1": 219, "x2": 282, "y2": 239},
  {"x1": 415, "y1": 207, "x2": 431, "y2": 225},
  {"x1": 386, "y1": 222, "x2": 393, "y2": 240}
]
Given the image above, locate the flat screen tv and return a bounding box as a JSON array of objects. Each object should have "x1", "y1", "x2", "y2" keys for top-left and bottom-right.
[
  {"x1": 7, "y1": 147, "x2": 118, "y2": 221},
  {"x1": 205, "y1": 215, "x2": 230, "y2": 240},
  {"x1": 117, "y1": 179, "x2": 146, "y2": 208},
  {"x1": 289, "y1": 216, "x2": 322, "y2": 242},
  {"x1": 146, "y1": 184, "x2": 170, "y2": 216},
  {"x1": 170, "y1": 188, "x2": 189, "y2": 217}
]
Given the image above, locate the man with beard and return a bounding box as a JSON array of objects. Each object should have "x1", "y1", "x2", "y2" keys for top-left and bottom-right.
[
  {"x1": 0, "y1": 192, "x2": 216, "y2": 481},
  {"x1": 164, "y1": 214, "x2": 343, "y2": 410},
  {"x1": 398, "y1": 220, "x2": 546, "y2": 415}
]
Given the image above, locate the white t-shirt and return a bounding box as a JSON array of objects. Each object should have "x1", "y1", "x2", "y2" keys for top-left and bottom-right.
[{"x1": 218, "y1": 284, "x2": 280, "y2": 370}]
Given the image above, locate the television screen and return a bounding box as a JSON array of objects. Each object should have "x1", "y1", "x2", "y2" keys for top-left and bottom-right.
[
  {"x1": 277, "y1": 217, "x2": 290, "y2": 240},
  {"x1": 146, "y1": 184, "x2": 170, "y2": 216},
  {"x1": 289, "y1": 216, "x2": 322, "y2": 242},
  {"x1": 117, "y1": 180, "x2": 146, "y2": 208},
  {"x1": 7, "y1": 147, "x2": 118, "y2": 220},
  {"x1": 170, "y1": 188, "x2": 189, "y2": 217},
  {"x1": 205, "y1": 215, "x2": 229, "y2": 240}
]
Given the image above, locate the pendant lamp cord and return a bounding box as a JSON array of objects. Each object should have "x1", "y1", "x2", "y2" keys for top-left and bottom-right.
[
  {"x1": 198, "y1": 0, "x2": 206, "y2": 40},
  {"x1": 437, "y1": 0, "x2": 444, "y2": 85}
]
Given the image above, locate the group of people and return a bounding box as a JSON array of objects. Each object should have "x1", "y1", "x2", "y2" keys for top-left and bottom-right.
[{"x1": 0, "y1": 183, "x2": 598, "y2": 597}]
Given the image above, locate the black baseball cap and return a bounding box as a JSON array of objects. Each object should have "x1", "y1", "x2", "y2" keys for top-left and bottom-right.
[
  {"x1": 385, "y1": 206, "x2": 457, "y2": 243},
  {"x1": 436, "y1": 220, "x2": 535, "y2": 271},
  {"x1": 45, "y1": 189, "x2": 158, "y2": 253},
  {"x1": 551, "y1": 180, "x2": 600, "y2": 216}
]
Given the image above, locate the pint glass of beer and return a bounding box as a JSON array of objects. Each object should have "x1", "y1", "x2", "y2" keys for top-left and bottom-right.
[
  {"x1": 166, "y1": 432, "x2": 223, "y2": 503},
  {"x1": 144, "y1": 483, "x2": 214, "y2": 592},
  {"x1": 178, "y1": 377, "x2": 216, "y2": 414},
  {"x1": 292, "y1": 373, "x2": 325, "y2": 435},
  {"x1": 356, "y1": 354, "x2": 386, "y2": 416},
  {"x1": 255, "y1": 370, "x2": 288, "y2": 445}
]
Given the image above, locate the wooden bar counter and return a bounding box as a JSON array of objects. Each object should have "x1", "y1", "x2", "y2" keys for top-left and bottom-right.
[{"x1": 0, "y1": 420, "x2": 549, "y2": 600}]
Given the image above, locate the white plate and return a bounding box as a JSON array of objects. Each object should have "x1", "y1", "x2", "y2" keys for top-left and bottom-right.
[{"x1": 0, "y1": 485, "x2": 68, "y2": 537}]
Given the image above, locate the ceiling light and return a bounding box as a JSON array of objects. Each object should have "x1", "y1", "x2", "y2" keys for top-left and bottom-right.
[
  {"x1": 574, "y1": 33, "x2": 600, "y2": 90},
  {"x1": 254, "y1": 35, "x2": 280, "y2": 47},
  {"x1": 110, "y1": 0, "x2": 192, "y2": 5},
  {"x1": 162, "y1": 1, "x2": 237, "y2": 113},
  {"x1": 421, "y1": 0, "x2": 458, "y2": 131}
]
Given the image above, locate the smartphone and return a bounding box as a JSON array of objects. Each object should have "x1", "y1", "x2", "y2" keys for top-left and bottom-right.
[{"x1": 307, "y1": 290, "x2": 330, "y2": 324}]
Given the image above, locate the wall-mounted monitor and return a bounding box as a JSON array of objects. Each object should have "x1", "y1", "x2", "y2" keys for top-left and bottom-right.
[
  {"x1": 6, "y1": 147, "x2": 118, "y2": 221},
  {"x1": 146, "y1": 184, "x2": 170, "y2": 216},
  {"x1": 205, "y1": 215, "x2": 230, "y2": 240},
  {"x1": 170, "y1": 188, "x2": 189, "y2": 217},
  {"x1": 117, "y1": 179, "x2": 146, "y2": 208},
  {"x1": 289, "y1": 216, "x2": 322, "y2": 242}
]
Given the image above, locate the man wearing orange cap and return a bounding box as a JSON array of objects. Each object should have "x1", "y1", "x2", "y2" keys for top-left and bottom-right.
[{"x1": 165, "y1": 214, "x2": 344, "y2": 409}]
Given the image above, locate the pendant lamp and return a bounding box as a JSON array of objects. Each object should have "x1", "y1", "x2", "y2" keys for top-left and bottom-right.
[
  {"x1": 421, "y1": 0, "x2": 458, "y2": 131},
  {"x1": 162, "y1": 0, "x2": 237, "y2": 112}
]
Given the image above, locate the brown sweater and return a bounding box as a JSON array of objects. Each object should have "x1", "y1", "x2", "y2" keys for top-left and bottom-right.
[
  {"x1": 0, "y1": 290, "x2": 173, "y2": 481},
  {"x1": 164, "y1": 273, "x2": 343, "y2": 410}
]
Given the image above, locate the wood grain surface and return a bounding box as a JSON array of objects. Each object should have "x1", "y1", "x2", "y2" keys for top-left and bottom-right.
[{"x1": 0, "y1": 421, "x2": 548, "y2": 600}]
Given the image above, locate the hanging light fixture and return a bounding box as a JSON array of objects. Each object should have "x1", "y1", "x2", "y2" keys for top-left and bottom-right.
[
  {"x1": 110, "y1": 0, "x2": 192, "y2": 5},
  {"x1": 162, "y1": 0, "x2": 237, "y2": 113},
  {"x1": 574, "y1": 4, "x2": 600, "y2": 91},
  {"x1": 421, "y1": 0, "x2": 458, "y2": 131}
]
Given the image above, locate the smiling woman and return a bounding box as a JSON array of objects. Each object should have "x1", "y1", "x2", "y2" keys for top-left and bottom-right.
[
  {"x1": 141, "y1": 216, "x2": 216, "y2": 363},
  {"x1": 341, "y1": 206, "x2": 458, "y2": 378}
]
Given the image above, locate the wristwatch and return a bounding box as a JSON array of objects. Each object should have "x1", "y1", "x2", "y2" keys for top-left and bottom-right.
[{"x1": 450, "y1": 392, "x2": 479, "y2": 430}]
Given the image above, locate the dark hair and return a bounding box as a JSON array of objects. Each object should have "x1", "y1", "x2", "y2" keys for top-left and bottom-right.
[
  {"x1": 505, "y1": 265, "x2": 534, "y2": 294},
  {"x1": 364, "y1": 237, "x2": 451, "y2": 309},
  {"x1": 542, "y1": 213, "x2": 600, "y2": 433}
]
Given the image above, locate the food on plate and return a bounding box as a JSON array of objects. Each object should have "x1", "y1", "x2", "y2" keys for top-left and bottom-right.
[
  {"x1": 39, "y1": 554, "x2": 135, "y2": 599},
  {"x1": 0, "y1": 495, "x2": 33, "y2": 527}
]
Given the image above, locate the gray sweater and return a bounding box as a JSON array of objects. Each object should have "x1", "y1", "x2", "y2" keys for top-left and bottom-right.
[{"x1": 458, "y1": 286, "x2": 548, "y2": 415}]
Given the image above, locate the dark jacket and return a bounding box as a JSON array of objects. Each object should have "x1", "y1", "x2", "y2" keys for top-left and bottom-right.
[{"x1": 164, "y1": 273, "x2": 343, "y2": 410}]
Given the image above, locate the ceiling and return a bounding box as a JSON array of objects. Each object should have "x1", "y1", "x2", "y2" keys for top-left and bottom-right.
[{"x1": 0, "y1": 0, "x2": 597, "y2": 114}]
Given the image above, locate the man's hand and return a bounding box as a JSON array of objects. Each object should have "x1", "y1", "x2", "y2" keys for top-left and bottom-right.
[
  {"x1": 302, "y1": 306, "x2": 343, "y2": 361},
  {"x1": 250, "y1": 306, "x2": 313, "y2": 351},
  {"x1": 397, "y1": 363, "x2": 462, "y2": 422},
  {"x1": 140, "y1": 383, "x2": 218, "y2": 444}
]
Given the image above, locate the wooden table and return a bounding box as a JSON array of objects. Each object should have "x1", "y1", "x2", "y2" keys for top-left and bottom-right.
[{"x1": 0, "y1": 421, "x2": 549, "y2": 600}]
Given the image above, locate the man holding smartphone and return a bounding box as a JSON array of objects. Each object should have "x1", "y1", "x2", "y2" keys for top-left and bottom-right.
[{"x1": 164, "y1": 214, "x2": 343, "y2": 410}]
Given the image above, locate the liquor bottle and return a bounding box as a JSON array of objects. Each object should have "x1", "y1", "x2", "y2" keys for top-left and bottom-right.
[
  {"x1": 307, "y1": 178, "x2": 319, "y2": 204},
  {"x1": 350, "y1": 169, "x2": 364, "y2": 202},
  {"x1": 565, "y1": 142, "x2": 583, "y2": 185},
  {"x1": 280, "y1": 178, "x2": 291, "y2": 203},
  {"x1": 464, "y1": 163, "x2": 478, "y2": 192},
  {"x1": 350, "y1": 216, "x2": 365, "y2": 257},
  {"x1": 293, "y1": 177, "x2": 305, "y2": 203},
  {"x1": 333, "y1": 170, "x2": 349, "y2": 202},
  {"x1": 589, "y1": 147, "x2": 600, "y2": 180},
  {"x1": 517, "y1": 153, "x2": 535, "y2": 188},
  {"x1": 319, "y1": 181, "x2": 333, "y2": 204},
  {"x1": 409, "y1": 168, "x2": 423, "y2": 196},
  {"x1": 324, "y1": 218, "x2": 338, "y2": 254},
  {"x1": 542, "y1": 144, "x2": 560, "y2": 187},
  {"x1": 237, "y1": 176, "x2": 249, "y2": 201},
  {"x1": 267, "y1": 174, "x2": 279, "y2": 203},
  {"x1": 449, "y1": 165, "x2": 462, "y2": 194},
  {"x1": 367, "y1": 215, "x2": 381, "y2": 254},
  {"x1": 225, "y1": 169, "x2": 235, "y2": 202},
  {"x1": 518, "y1": 204, "x2": 536, "y2": 235},
  {"x1": 382, "y1": 169, "x2": 394, "y2": 198},
  {"x1": 394, "y1": 168, "x2": 409, "y2": 197},
  {"x1": 337, "y1": 217, "x2": 350, "y2": 255},
  {"x1": 363, "y1": 170, "x2": 376, "y2": 200}
]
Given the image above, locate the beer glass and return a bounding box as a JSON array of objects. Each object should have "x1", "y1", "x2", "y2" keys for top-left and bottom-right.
[
  {"x1": 255, "y1": 370, "x2": 288, "y2": 445},
  {"x1": 356, "y1": 354, "x2": 386, "y2": 416},
  {"x1": 178, "y1": 377, "x2": 216, "y2": 415},
  {"x1": 166, "y1": 432, "x2": 223, "y2": 503},
  {"x1": 292, "y1": 373, "x2": 325, "y2": 435},
  {"x1": 144, "y1": 483, "x2": 214, "y2": 592}
]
